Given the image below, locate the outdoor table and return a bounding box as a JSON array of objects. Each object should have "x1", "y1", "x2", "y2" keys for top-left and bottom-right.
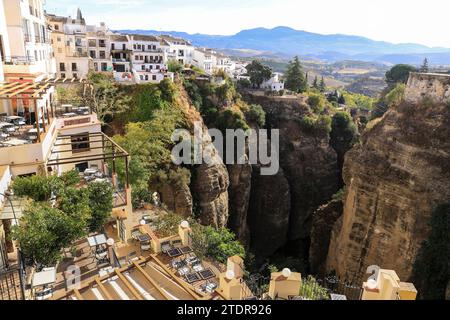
[
  {"x1": 0, "y1": 122, "x2": 12, "y2": 128},
  {"x1": 87, "y1": 234, "x2": 107, "y2": 248},
  {"x1": 32, "y1": 268, "x2": 56, "y2": 288},
  {"x1": 63, "y1": 113, "x2": 77, "y2": 118}
]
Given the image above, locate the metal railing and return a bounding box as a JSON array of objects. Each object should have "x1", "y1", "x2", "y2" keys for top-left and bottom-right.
[{"x1": 3, "y1": 56, "x2": 36, "y2": 65}]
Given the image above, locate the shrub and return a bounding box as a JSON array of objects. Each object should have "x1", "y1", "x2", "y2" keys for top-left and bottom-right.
[
  {"x1": 299, "y1": 276, "x2": 330, "y2": 300},
  {"x1": 245, "y1": 104, "x2": 266, "y2": 127}
]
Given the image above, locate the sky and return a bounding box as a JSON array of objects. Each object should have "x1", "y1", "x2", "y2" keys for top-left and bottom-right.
[{"x1": 45, "y1": 0, "x2": 450, "y2": 48}]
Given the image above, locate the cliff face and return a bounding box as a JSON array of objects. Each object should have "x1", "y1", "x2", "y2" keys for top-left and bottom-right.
[
  {"x1": 326, "y1": 75, "x2": 450, "y2": 282},
  {"x1": 247, "y1": 165, "x2": 291, "y2": 260},
  {"x1": 159, "y1": 182, "x2": 193, "y2": 217},
  {"x1": 227, "y1": 162, "x2": 252, "y2": 246},
  {"x1": 309, "y1": 199, "x2": 343, "y2": 275},
  {"x1": 241, "y1": 94, "x2": 339, "y2": 260},
  {"x1": 172, "y1": 83, "x2": 231, "y2": 228}
]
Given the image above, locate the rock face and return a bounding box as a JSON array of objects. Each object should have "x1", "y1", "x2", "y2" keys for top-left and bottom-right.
[
  {"x1": 247, "y1": 166, "x2": 291, "y2": 260},
  {"x1": 192, "y1": 162, "x2": 230, "y2": 228},
  {"x1": 309, "y1": 199, "x2": 343, "y2": 276},
  {"x1": 242, "y1": 94, "x2": 339, "y2": 259},
  {"x1": 405, "y1": 72, "x2": 450, "y2": 104},
  {"x1": 159, "y1": 182, "x2": 193, "y2": 218},
  {"x1": 227, "y1": 163, "x2": 252, "y2": 246},
  {"x1": 326, "y1": 76, "x2": 450, "y2": 282}
]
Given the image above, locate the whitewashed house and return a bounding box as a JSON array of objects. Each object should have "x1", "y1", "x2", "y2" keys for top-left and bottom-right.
[
  {"x1": 128, "y1": 34, "x2": 172, "y2": 84},
  {"x1": 262, "y1": 72, "x2": 285, "y2": 91},
  {"x1": 161, "y1": 35, "x2": 194, "y2": 66},
  {"x1": 193, "y1": 48, "x2": 217, "y2": 75}
]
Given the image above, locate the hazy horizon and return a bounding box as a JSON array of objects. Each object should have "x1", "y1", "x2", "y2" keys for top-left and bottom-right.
[{"x1": 45, "y1": 0, "x2": 450, "y2": 48}]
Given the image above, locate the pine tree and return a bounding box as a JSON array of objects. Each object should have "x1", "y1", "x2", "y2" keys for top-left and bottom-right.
[
  {"x1": 284, "y1": 56, "x2": 307, "y2": 93},
  {"x1": 420, "y1": 58, "x2": 429, "y2": 73},
  {"x1": 312, "y1": 76, "x2": 319, "y2": 89},
  {"x1": 319, "y1": 76, "x2": 326, "y2": 92}
]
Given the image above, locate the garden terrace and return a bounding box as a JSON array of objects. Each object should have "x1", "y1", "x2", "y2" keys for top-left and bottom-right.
[{"x1": 47, "y1": 132, "x2": 130, "y2": 208}]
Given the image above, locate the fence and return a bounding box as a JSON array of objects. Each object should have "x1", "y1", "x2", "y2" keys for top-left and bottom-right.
[{"x1": 243, "y1": 273, "x2": 363, "y2": 300}]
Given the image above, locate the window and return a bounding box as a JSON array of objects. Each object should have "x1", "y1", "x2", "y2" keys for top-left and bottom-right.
[
  {"x1": 71, "y1": 133, "x2": 90, "y2": 153},
  {"x1": 73, "y1": 73, "x2": 78, "y2": 79},
  {"x1": 99, "y1": 51, "x2": 106, "y2": 59},
  {"x1": 88, "y1": 39, "x2": 96, "y2": 47},
  {"x1": 34, "y1": 50, "x2": 38, "y2": 61},
  {"x1": 75, "y1": 162, "x2": 89, "y2": 173},
  {"x1": 61, "y1": 73, "x2": 66, "y2": 78},
  {"x1": 72, "y1": 63, "x2": 77, "y2": 71},
  {"x1": 57, "y1": 36, "x2": 61, "y2": 42},
  {"x1": 111, "y1": 43, "x2": 115, "y2": 50},
  {"x1": 122, "y1": 44, "x2": 126, "y2": 50},
  {"x1": 94, "y1": 62, "x2": 98, "y2": 71},
  {"x1": 101, "y1": 63, "x2": 107, "y2": 71},
  {"x1": 141, "y1": 65, "x2": 145, "y2": 71},
  {"x1": 89, "y1": 50, "x2": 96, "y2": 59},
  {"x1": 145, "y1": 75, "x2": 149, "y2": 81},
  {"x1": 148, "y1": 45, "x2": 151, "y2": 50},
  {"x1": 54, "y1": 24, "x2": 59, "y2": 31},
  {"x1": 152, "y1": 75, "x2": 157, "y2": 81},
  {"x1": 99, "y1": 39, "x2": 106, "y2": 47}
]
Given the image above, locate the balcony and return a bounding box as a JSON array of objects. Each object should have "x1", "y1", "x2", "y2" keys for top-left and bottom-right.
[{"x1": 3, "y1": 56, "x2": 37, "y2": 65}]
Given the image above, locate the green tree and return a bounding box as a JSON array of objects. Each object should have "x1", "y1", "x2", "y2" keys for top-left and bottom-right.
[
  {"x1": 87, "y1": 182, "x2": 114, "y2": 233},
  {"x1": 246, "y1": 60, "x2": 272, "y2": 89},
  {"x1": 284, "y1": 56, "x2": 307, "y2": 93},
  {"x1": 191, "y1": 225, "x2": 245, "y2": 263},
  {"x1": 86, "y1": 71, "x2": 131, "y2": 125},
  {"x1": 413, "y1": 204, "x2": 450, "y2": 300},
  {"x1": 330, "y1": 112, "x2": 359, "y2": 187},
  {"x1": 168, "y1": 59, "x2": 183, "y2": 73},
  {"x1": 420, "y1": 58, "x2": 429, "y2": 73},
  {"x1": 12, "y1": 204, "x2": 83, "y2": 267},
  {"x1": 312, "y1": 76, "x2": 319, "y2": 89},
  {"x1": 385, "y1": 64, "x2": 417, "y2": 85},
  {"x1": 319, "y1": 76, "x2": 326, "y2": 92}
]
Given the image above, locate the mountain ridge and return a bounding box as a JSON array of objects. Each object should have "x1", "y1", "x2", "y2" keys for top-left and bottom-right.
[{"x1": 118, "y1": 26, "x2": 450, "y2": 64}]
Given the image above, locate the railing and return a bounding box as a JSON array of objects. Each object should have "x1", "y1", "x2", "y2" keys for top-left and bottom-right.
[
  {"x1": 3, "y1": 56, "x2": 36, "y2": 65},
  {"x1": 0, "y1": 267, "x2": 24, "y2": 300}
]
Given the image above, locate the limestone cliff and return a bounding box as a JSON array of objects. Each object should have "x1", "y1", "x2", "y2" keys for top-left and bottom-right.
[
  {"x1": 242, "y1": 94, "x2": 339, "y2": 260},
  {"x1": 173, "y1": 82, "x2": 231, "y2": 228},
  {"x1": 326, "y1": 74, "x2": 450, "y2": 282}
]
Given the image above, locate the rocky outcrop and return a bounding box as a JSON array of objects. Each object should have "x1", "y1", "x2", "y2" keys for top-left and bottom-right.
[
  {"x1": 405, "y1": 72, "x2": 450, "y2": 104},
  {"x1": 227, "y1": 162, "x2": 252, "y2": 246},
  {"x1": 192, "y1": 162, "x2": 230, "y2": 228},
  {"x1": 247, "y1": 166, "x2": 291, "y2": 260},
  {"x1": 159, "y1": 182, "x2": 193, "y2": 218},
  {"x1": 326, "y1": 79, "x2": 450, "y2": 282},
  {"x1": 309, "y1": 199, "x2": 343, "y2": 276}
]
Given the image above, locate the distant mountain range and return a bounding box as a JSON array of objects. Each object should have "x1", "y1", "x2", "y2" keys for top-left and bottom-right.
[{"x1": 118, "y1": 26, "x2": 450, "y2": 65}]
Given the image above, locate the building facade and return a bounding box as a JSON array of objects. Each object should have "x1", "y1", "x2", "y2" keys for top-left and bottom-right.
[
  {"x1": 2, "y1": 0, "x2": 55, "y2": 82},
  {"x1": 47, "y1": 10, "x2": 91, "y2": 80}
]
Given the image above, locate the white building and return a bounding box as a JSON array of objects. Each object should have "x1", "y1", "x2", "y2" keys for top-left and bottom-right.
[
  {"x1": 262, "y1": 72, "x2": 285, "y2": 92},
  {"x1": 2, "y1": 0, "x2": 56, "y2": 82},
  {"x1": 47, "y1": 10, "x2": 91, "y2": 80},
  {"x1": 86, "y1": 22, "x2": 113, "y2": 73},
  {"x1": 215, "y1": 53, "x2": 236, "y2": 75},
  {"x1": 193, "y1": 48, "x2": 217, "y2": 75},
  {"x1": 128, "y1": 34, "x2": 173, "y2": 84},
  {"x1": 160, "y1": 35, "x2": 194, "y2": 66}
]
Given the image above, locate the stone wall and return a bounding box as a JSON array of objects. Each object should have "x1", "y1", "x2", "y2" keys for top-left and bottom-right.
[{"x1": 405, "y1": 72, "x2": 450, "y2": 104}]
